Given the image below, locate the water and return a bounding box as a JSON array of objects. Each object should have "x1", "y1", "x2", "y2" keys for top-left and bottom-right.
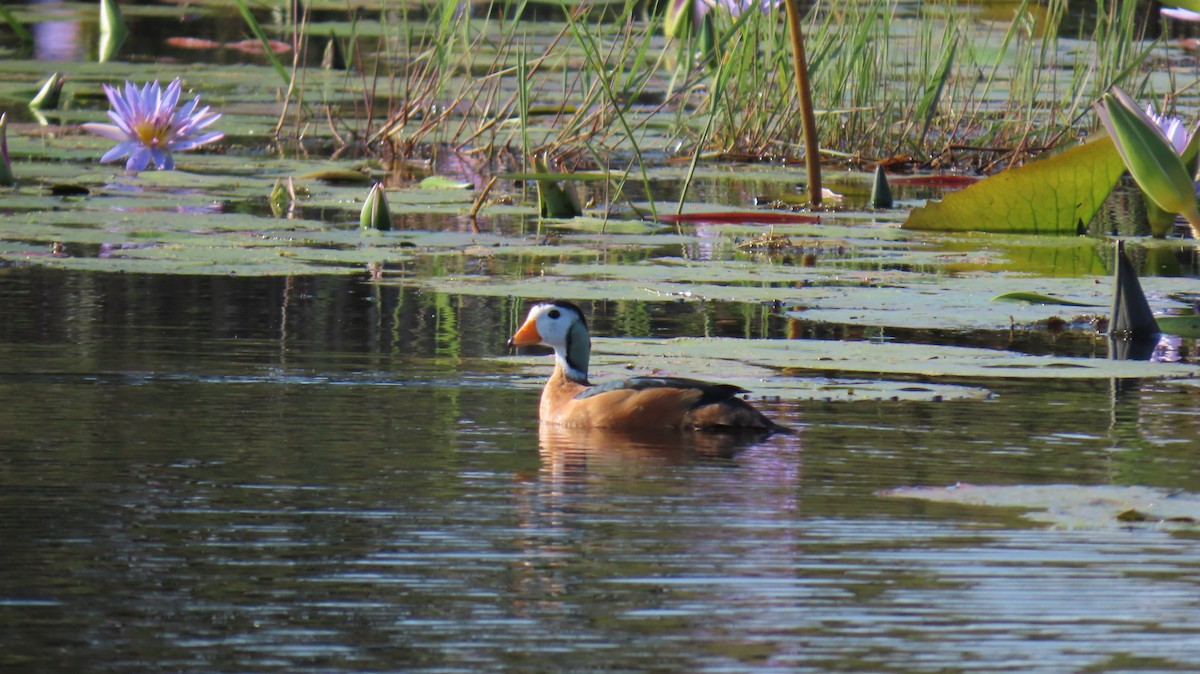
[
  {"x1": 4, "y1": 0, "x2": 1200, "y2": 667},
  {"x1": 3, "y1": 267, "x2": 1200, "y2": 672}
]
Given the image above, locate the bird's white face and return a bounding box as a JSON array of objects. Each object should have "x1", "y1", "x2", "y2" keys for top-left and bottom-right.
[
  {"x1": 528, "y1": 303, "x2": 579, "y2": 349},
  {"x1": 508, "y1": 302, "x2": 591, "y2": 380}
]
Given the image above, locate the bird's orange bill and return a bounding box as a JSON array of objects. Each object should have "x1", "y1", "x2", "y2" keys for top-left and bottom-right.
[{"x1": 508, "y1": 319, "x2": 542, "y2": 347}]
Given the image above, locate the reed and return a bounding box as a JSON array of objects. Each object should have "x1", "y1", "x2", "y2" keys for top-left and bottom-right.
[{"x1": 256, "y1": 0, "x2": 1161, "y2": 178}]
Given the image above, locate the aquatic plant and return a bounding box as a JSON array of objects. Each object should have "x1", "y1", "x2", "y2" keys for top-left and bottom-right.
[
  {"x1": 0, "y1": 6, "x2": 32, "y2": 45},
  {"x1": 0, "y1": 113, "x2": 13, "y2": 186},
  {"x1": 1096, "y1": 86, "x2": 1200, "y2": 238},
  {"x1": 666, "y1": 0, "x2": 779, "y2": 37},
  {"x1": 29, "y1": 73, "x2": 64, "y2": 110},
  {"x1": 98, "y1": 0, "x2": 127, "y2": 62},
  {"x1": 81, "y1": 79, "x2": 223, "y2": 172},
  {"x1": 360, "y1": 183, "x2": 392, "y2": 231},
  {"x1": 1162, "y1": 4, "x2": 1200, "y2": 21}
]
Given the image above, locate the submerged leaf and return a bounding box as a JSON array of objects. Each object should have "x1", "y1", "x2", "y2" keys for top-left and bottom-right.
[{"x1": 902, "y1": 137, "x2": 1126, "y2": 235}]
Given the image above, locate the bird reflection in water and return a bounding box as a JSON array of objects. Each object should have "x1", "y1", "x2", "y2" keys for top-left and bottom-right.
[{"x1": 537, "y1": 423, "x2": 770, "y2": 470}]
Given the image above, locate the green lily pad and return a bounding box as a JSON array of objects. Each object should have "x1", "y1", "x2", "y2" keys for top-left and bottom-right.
[
  {"x1": 545, "y1": 216, "x2": 673, "y2": 234},
  {"x1": 991, "y1": 292, "x2": 1100, "y2": 307},
  {"x1": 419, "y1": 176, "x2": 474, "y2": 190},
  {"x1": 419, "y1": 259, "x2": 1196, "y2": 333},
  {"x1": 903, "y1": 137, "x2": 1126, "y2": 235},
  {"x1": 299, "y1": 169, "x2": 373, "y2": 185},
  {"x1": 1157, "y1": 315, "x2": 1200, "y2": 338}
]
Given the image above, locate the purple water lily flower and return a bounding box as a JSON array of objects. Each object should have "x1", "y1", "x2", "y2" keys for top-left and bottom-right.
[
  {"x1": 1162, "y1": 6, "x2": 1200, "y2": 21},
  {"x1": 81, "y1": 79, "x2": 223, "y2": 172},
  {"x1": 1144, "y1": 105, "x2": 1190, "y2": 154},
  {"x1": 666, "y1": 0, "x2": 780, "y2": 36}
]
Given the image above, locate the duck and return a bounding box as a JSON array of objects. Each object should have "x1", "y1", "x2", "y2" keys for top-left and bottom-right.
[{"x1": 507, "y1": 300, "x2": 788, "y2": 433}]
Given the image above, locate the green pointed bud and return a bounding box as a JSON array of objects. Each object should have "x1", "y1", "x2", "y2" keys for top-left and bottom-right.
[
  {"x1": 0, "y1": 113, "x2": 14, "y2": 186},
  {"x1": 322, "y1": 33, "x2": 346, "y2": 70},
  {"x1": 1096, "y1": 87, "x2": 1200, "y2": 228},
  {"x1": 29, "y1": 73, "x2": 64, "y2": 110},
  {"x1": 664, "y1": 0, "x2": 692, "y2": 38},
  {"x1": 1109, "y1": 240, "x2": 1158, "y2": 342},
  {"x1": 269, "y1": 178, "x2": 288, "y2": 218},
  {"x1": 870, "y1": 165, "x2": 893, "y2": 209},
  {"x1": 98, "y1": 0, "x2": 128, "y2": 63},
  {"x1": 699, "y1": 12, "x2": 717, "y2": 64},
  {"x1": 533, "y1": 153, "x2": 582, "y2": 219},
  {"x1": 360, "y1": 182, "x2": 392, "y2": 231}
]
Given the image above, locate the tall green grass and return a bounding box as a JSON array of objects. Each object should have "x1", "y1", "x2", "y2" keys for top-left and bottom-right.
[{"x1": 250, "y1": 0, "x2": 1160, "y2": 176}]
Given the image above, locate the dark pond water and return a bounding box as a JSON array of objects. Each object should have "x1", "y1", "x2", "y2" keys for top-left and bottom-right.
[{"x1": 3, "y1": 267, "x2": 1200, "y2": 673}]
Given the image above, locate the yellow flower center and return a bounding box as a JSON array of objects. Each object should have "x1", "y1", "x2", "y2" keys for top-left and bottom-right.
[{"x1": 134, "y1": 120, "x2": 169, "y2": 148}]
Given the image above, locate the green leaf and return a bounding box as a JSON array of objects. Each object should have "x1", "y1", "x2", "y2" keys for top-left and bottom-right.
[
  {"x1": 902, "y1": 137, "x2": 1126, "y2": 235},
  {"x1": 0, "y1": 5, "x2": 33, "y2": 44},
  {"x1": 418, "y1": 176, "x2": 473, "y2": 190},
  {"x1": 664, "y1": 0, "x2": 691, "y2": 39},
  {"x1": 991, "y1": 292, "x2": 1098, "y2": 307},
  {"x1": 299, "y1": 169, "x2": 372, "y2": 185},
  {"x1": 1156, "y1": 315, "x2": 1200, "y2": 338}
]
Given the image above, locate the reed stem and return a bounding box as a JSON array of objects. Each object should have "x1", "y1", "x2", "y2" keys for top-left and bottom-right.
[{"x1": 783, "y1": 0, "x2": 821, "y2": 206}]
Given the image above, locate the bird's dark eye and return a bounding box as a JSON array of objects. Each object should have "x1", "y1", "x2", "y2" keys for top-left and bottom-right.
[{"x1": 547, "y1": 309, "x2": 561, "y2": 319}]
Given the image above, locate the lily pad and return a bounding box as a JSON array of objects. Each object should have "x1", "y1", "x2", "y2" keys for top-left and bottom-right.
[
  {"x1": 1157, "y1": 315, "x2": 1200, "y2": 338},
  {"x1": 498, "y1": 351, "x2": 992, "y2": 402},
  {"x1": 881, "y1": 484, "x2": 1200, "y2": 530},
  {"x1": 591, "y1": 336, "x2": 1200, "y2": 380},
  {"x1": 991, "y1": 292, "x2": 1100, "y2": 307},
  {"x1": 419, "y1": 176, "x2": 474, "y2": 190},
  {"x1": 420, "y1": 261, "x2": 1196, "y2": 333},
  {"x1": 902, "y1": 137, "x2": 1126, "y2": 235}
]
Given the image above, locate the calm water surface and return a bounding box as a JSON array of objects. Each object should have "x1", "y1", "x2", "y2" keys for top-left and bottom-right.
[{"x1": 2, "y1": 267, "x2": 1200, "y2": 673}]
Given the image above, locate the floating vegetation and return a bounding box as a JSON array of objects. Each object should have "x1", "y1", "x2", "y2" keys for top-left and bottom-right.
[{"x1": 0, "y1": 0, "x2": 1196, "y2": 387}]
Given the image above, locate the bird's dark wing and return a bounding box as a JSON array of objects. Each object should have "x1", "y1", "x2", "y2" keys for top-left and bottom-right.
[{"x1": 574, "y1": 376, "x2": 748, "y2": 408}]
